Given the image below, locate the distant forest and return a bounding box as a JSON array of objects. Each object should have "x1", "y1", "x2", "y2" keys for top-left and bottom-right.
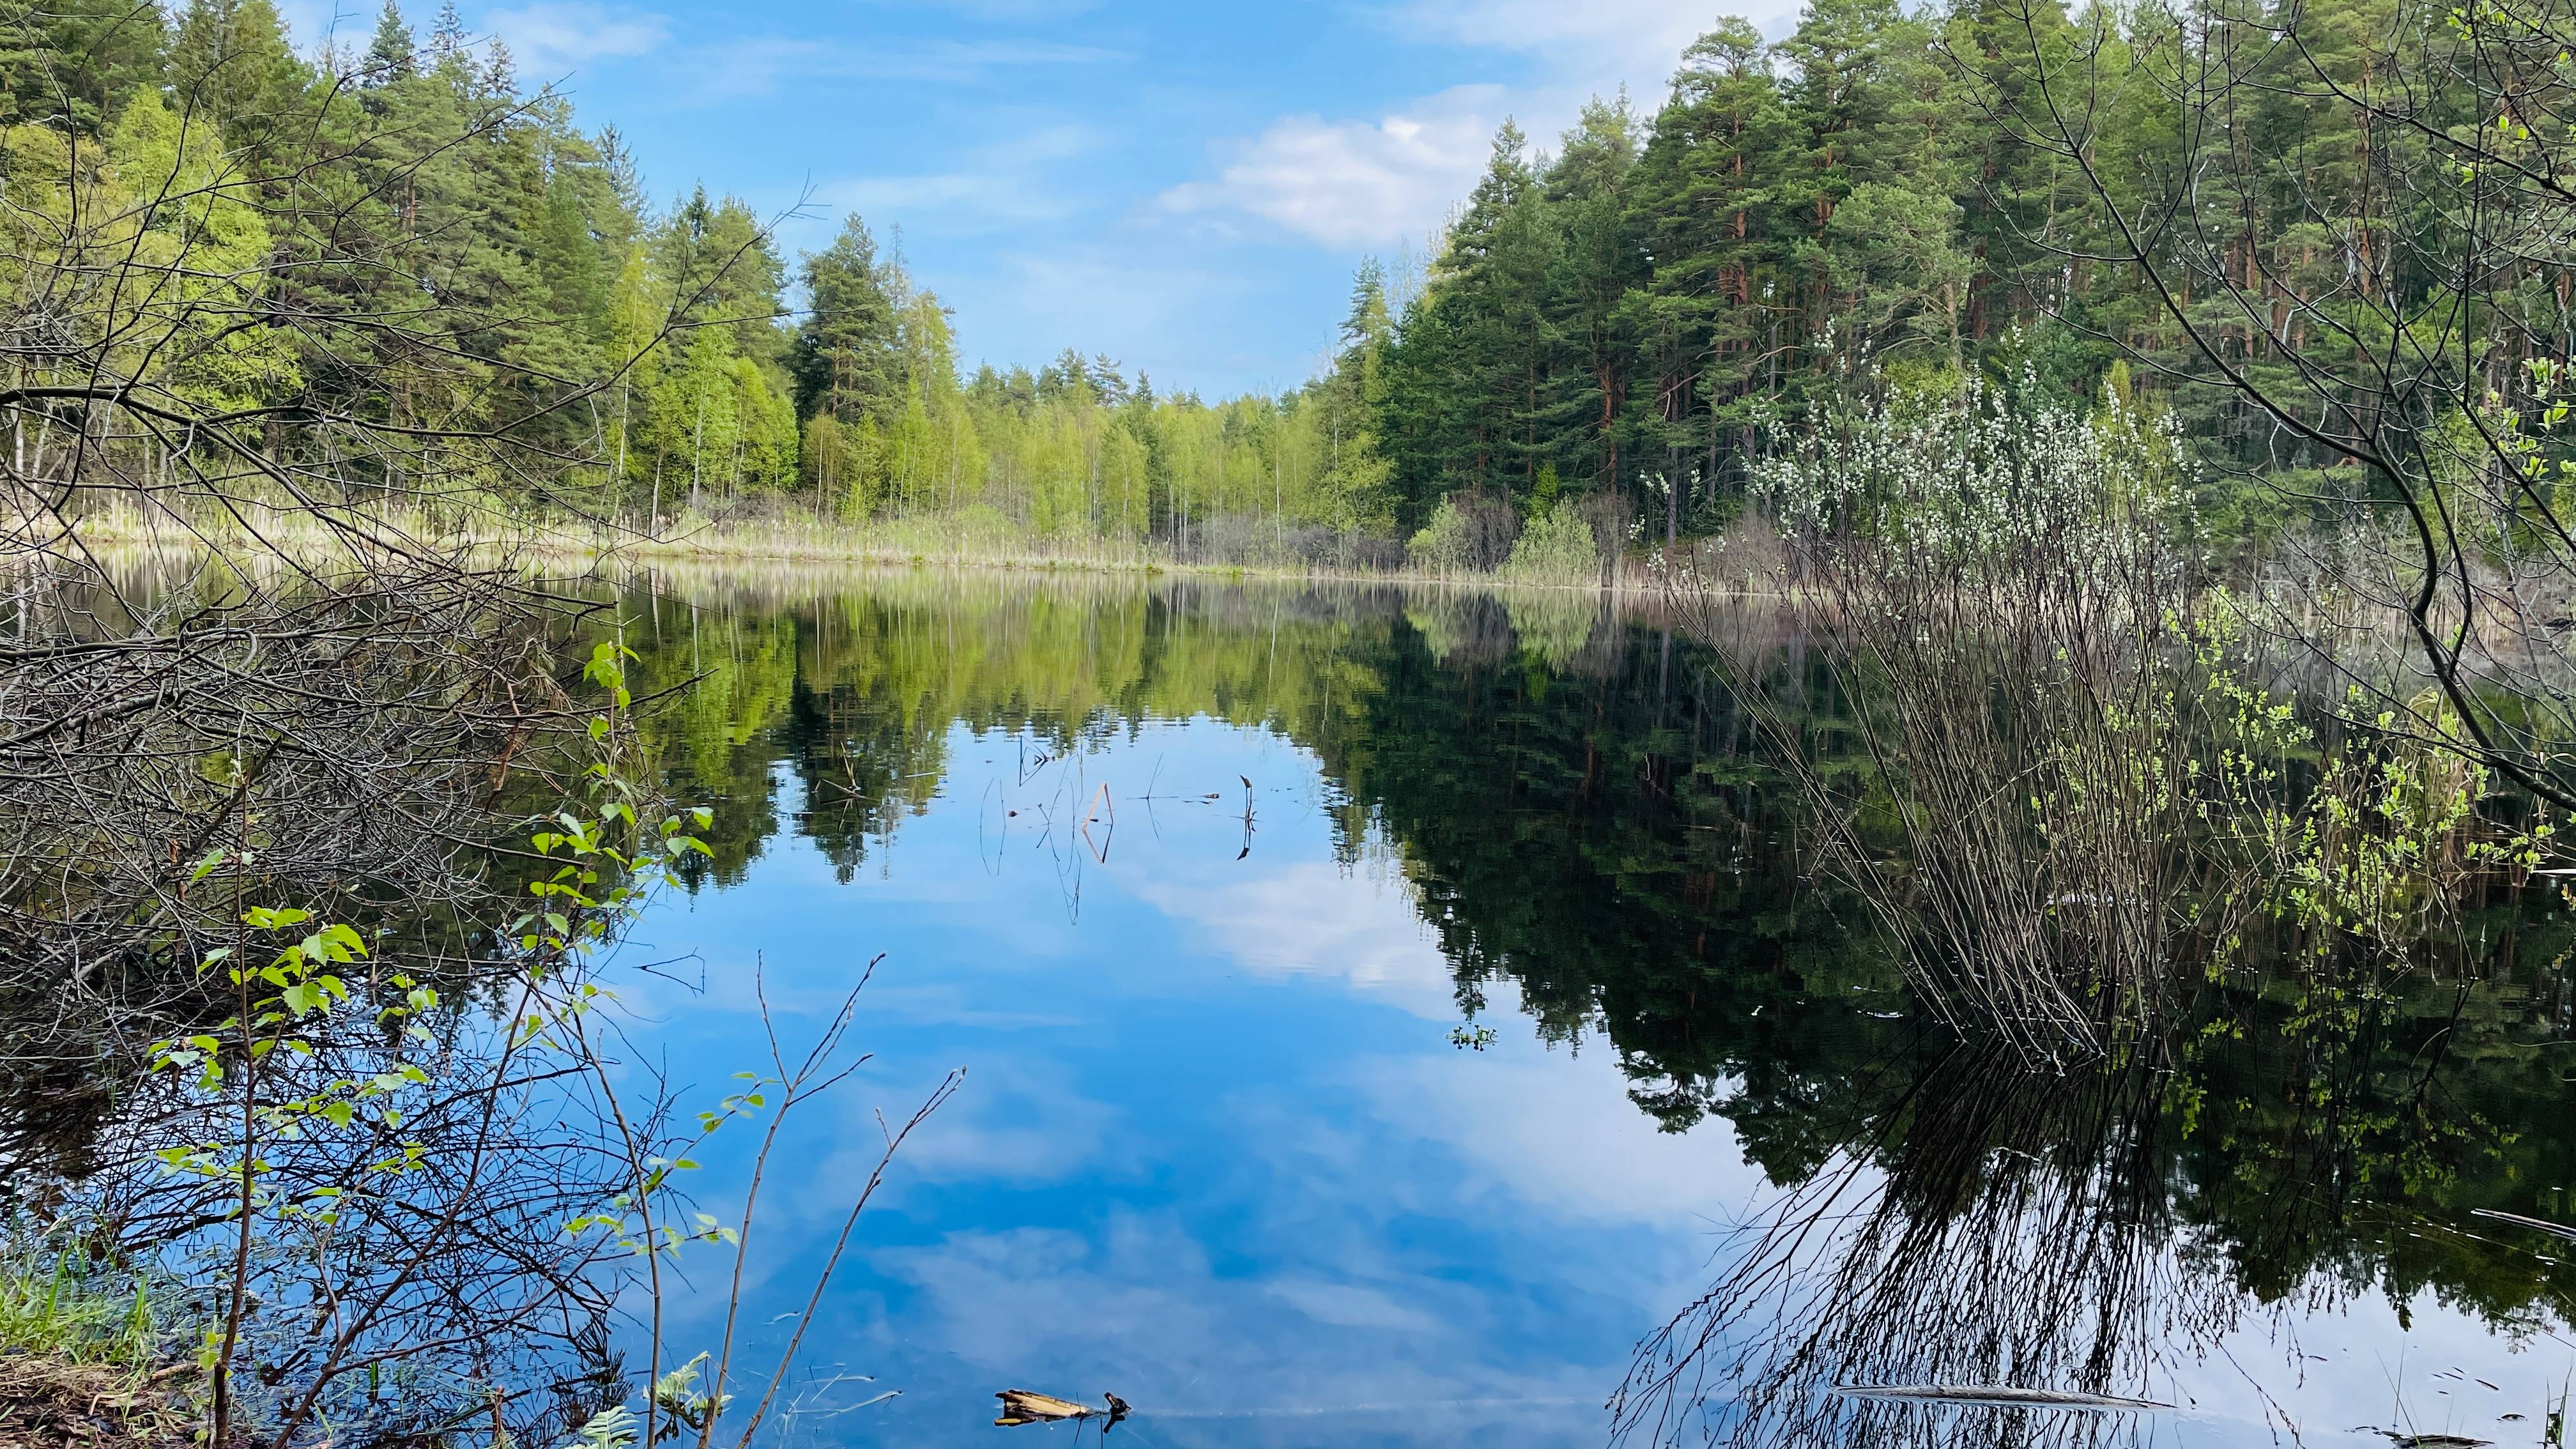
[{"x1": 0, "y1": 0, "x2": 2469, "y2": 551}]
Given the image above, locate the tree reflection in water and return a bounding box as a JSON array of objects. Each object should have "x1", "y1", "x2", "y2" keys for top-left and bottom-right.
[
  {"x1": 573, "y1": 572, "x2": 2576, "y2": 1445},
  {"x1": 9, "y1": 569, "x2": 2552, "y2": 1444},
  {"x1": 1610, "y1": 959, "x2": 2576, "y2": 1448},
  {"x1": 1614, "y1": 1041, "x2": 2211, "y2": 1449}
]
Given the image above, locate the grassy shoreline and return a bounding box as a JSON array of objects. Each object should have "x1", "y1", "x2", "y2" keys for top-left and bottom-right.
[
  {"x1": 65, "y1": 498, "x2": 1741, "y2": 599},
  {"x1": 0, "y1": 1248, "x2": 195, "y2": 1446}
]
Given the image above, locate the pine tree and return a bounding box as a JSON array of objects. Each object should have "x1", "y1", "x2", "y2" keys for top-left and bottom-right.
[
  {"x1": 595, "y1": 126, "x2": 646, "y2": 250},
  {"x1": 791, "y1": 214, "x2": 903, "y2": 424},
  {"x1": 165, "y1": 0, "x2": 312, "y2": 160},
  {"x1": 537, "y1": 171, "x2": 609, "y2": 339},
  {"x1": 1776, "y1": 0, "x2": 1905, "y2": 326},
  {"x1": 653, "y1": 187, "x2": 790, "y2": 371},
  {"x1": 1314, "y1": 260, "x2": 1395, "y2": 531},
  {"x1": 364, "y1": 1, "x2": 414, "y2": 86},
  {"x1": 1824, "y1": 180, "x2": 1974, "y2": 371},
  {"x1": 0, "y1": 0, "x2": 166, "y2": 133},
  {"x1": 1617, "y1": 19, "x2": 1798, "y2": 525},
  {"x1": 1947, "y1": 0, "x2": 2072, "y2": 345},
  {"x1": 1393, "y1": 120, "x2": 1556, "y2": 507},
  {"x1": 1540, "y1": 96, "x2": 1644, "y2": 496},
  {"x1": 427, "y1": 0, "x2": 464, "y2": 59}
]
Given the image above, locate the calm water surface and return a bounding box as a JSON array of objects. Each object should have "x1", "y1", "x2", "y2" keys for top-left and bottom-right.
[{"x1": 600, "y1": 570, "x2": 2576, "y2": 1448}]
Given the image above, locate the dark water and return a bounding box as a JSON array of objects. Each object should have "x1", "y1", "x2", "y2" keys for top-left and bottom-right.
[{"x1": 601, "y1": 569, "x2": 2576, "y2": 1448}]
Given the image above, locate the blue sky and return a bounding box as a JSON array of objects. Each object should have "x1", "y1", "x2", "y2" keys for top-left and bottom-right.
[{"x1": 276, "y1": 0, "x2": 1796, "y2": 399}]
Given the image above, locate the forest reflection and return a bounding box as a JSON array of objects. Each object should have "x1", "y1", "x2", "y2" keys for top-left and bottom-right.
[{"x1": 617, "y1": 566, "x2": 2576, "y2": 1435}]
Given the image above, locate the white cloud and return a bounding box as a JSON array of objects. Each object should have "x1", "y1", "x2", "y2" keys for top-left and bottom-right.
[
  {"x1": 1160, "y1": 85, "x2": 1502, "y2": 250},
  {"x1": 1382, "y1": 0, "x2": 1720, "y2": 86},
  {"x1": 1361, "y1": 1041, "x2": 1770, "y2": 1229},
  {"x1": 1263, "y1": 1276, "x2": 1446, "y2": 1335},
  {"x1": 878, "y1": 1214, "x2": 1616, "y2": 1422},
  {"x1": 1130, "y1": 857, "x2": 1460, "y2": 1018},
  {"x1": 689, "y1": 35, "x2": 1124, "y2": 101},
  {"x1": 1164, "y1": 0, "x2": 1807, "y2": 254},
  {"x1": 486, "y1": 2, "x2": 671, "y2": 79},
  {"x1": 811, "y1": 123, "x2": 1101, "y2": 238},
  {"x1": 847, "y1": 1052, "x2": 1131, "y2": 1188}
]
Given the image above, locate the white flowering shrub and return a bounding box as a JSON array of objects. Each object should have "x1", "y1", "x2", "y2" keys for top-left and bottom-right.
[
  {"x1": 1747, "y1": 378, "x2": 2191, "y2": 577},
  {"x1": 1679, "y1": 381, "x2": 2204, "y2": 1061}
]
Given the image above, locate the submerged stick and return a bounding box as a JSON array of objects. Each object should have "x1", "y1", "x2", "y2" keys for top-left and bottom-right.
[{"x1": 1831, "y1": 1384, "x2": 2169, "y2": 1410}]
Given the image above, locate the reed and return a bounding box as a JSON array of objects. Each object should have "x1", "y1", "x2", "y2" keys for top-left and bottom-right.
[
  {"x1": 1670, "y1": 387, "x2": 2211, "y2": 1060},
  {"x1": 1668, "y1": 389, "x2": 2539, "y2": 1061}
]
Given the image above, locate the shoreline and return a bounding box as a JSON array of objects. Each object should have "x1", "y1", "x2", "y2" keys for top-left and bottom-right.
[{"x1": 62, "y1": 503, "x2": 1771, "y2": 601}]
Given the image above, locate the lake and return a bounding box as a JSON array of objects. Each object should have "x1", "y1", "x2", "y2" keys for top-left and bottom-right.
[{"x1": 596, "y1": 568, "x2": 2576, "y2": 1448}]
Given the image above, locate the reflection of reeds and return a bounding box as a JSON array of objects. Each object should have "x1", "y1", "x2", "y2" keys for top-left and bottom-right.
[{"x1": 1613, "y1": 1045, "x2": 2232, "y2": 1449}]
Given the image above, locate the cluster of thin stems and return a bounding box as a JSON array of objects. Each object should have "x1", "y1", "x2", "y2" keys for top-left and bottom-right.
[{"x1": 1609, "y1": 1044, "x2": 2242, "y2": 1449}]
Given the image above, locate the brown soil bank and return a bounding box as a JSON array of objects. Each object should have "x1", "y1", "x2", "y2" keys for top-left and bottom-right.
[{"x1": 0, "y1": 1358, "x2": 195, "y2": 1447}]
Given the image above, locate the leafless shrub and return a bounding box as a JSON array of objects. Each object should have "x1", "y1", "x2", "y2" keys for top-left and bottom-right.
[
  {"x1": 1577, "y1": 488, "x2": 1634, "y2": 574},
  {"x1": 1174, "y1": 510, "x2": 1406, "y2": 571},
  {"x1": 0, "y1": 556, "x2": 563, "y2": 971}
]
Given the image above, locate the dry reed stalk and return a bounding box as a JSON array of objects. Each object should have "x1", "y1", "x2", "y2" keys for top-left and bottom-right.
[{"x1": 1667, "y1": 393, "x2": 2223, "y2": 1061}]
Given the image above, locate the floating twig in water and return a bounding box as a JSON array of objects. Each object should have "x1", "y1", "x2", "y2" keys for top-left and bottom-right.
[
  {"x1": 1082, "y1": 781, "x2": 1115, "y2": 863},
  {"x1": 2472, "y1": 1208, "x2": 2576, "y2": 1242},
  {"x1": 994, "y1": 1390, "x2": 1091, "y2": 1425},
  {"x1": 995, "y1": 1390, "x2": 1130, "y2": 1429},
  {"x1": 1831, "y1": 1384, "x2": 2168, "y2": 1410}
]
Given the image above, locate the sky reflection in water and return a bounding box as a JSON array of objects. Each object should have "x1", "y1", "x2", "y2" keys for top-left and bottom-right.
[{"x1": 601, "y1": 576, "x2": 2572, "y2": 1449}]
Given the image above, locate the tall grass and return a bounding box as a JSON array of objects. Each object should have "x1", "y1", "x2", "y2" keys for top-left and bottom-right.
[
  {"x1": 71, "y1": 488, "x2": 1686, "y2": 595},
  {"x1": 0, "y1": 1245, "x2": 159, "y2": 1368},
  {"x1": 1671, "y1": 387, "x2": 2207, "y2": 1059},
  {"x1": 1667, "y1": 387, "x2": 2531, "y2": 1061}
]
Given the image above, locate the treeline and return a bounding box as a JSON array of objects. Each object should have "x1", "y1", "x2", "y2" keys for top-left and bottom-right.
[
  {"x1": 3, "y1": 0, "x2": 2462, "y2": 558},
  {"x1": 0, "y1": 0, "x2": 1368, "y2": 555},
  {"x1": 1323, "y1": 0, "x2": 2489, "y2": 546},
  {"x1": 662, "y1": 205, "x2": 1356, "y2": 552}
]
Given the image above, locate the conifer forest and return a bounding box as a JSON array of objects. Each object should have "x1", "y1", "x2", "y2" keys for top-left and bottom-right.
[
  {"x1": 8, "y1": 0, "x2": 2576, "y2": 1446},
  {"x1": 0, "y1": 0, "x2": 2533, "y2": 557}
]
